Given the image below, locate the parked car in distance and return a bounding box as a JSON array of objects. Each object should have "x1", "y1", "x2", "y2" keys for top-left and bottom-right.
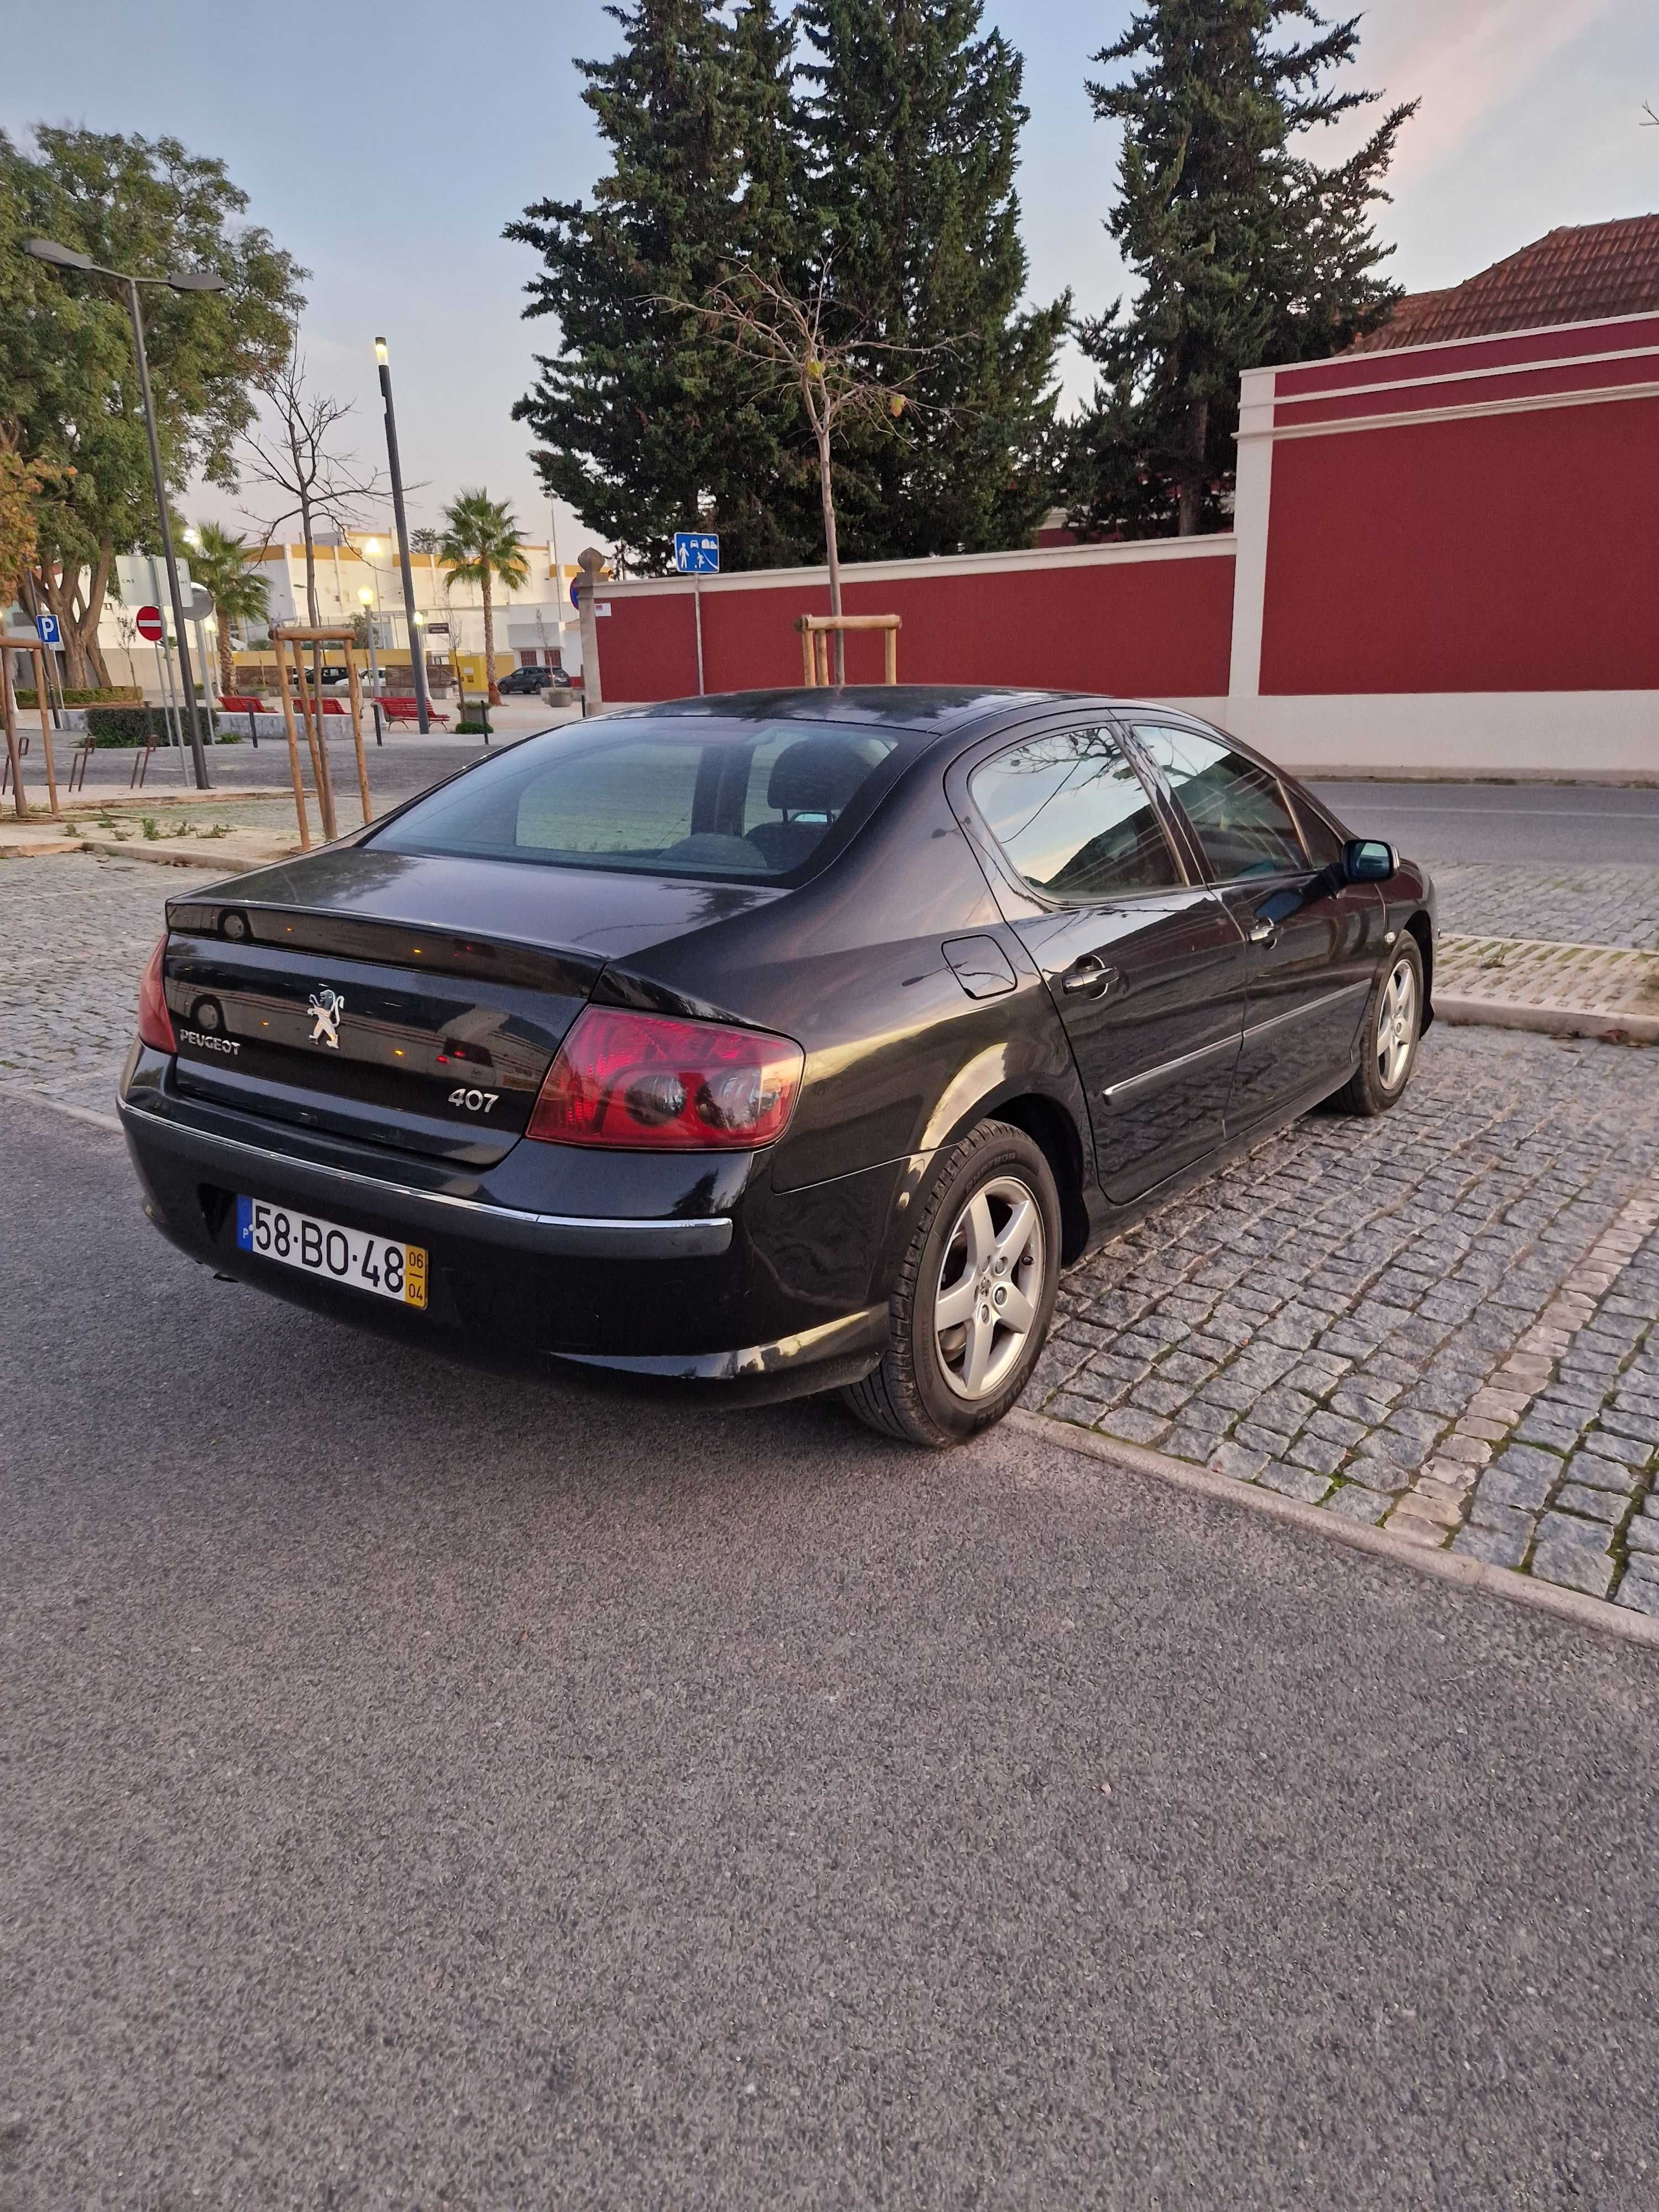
[
  {"x1": 498, "y1": 665, "x2": 560, "y2": 695},
  {"x1": 119, "y1": 688, "x2": 1434, "y2": 1447}
]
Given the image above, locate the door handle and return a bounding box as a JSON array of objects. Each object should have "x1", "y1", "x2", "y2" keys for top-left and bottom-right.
[
  {"x1": 1062, "y1": 956, "x2": 1119, "y2": 997},
  {"x1": 1248, "y1": 919, "x2": 1277, "y2": 946}
]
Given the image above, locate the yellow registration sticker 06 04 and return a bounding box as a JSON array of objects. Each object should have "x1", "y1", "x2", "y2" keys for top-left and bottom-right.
[{"x1": 236, "y1": 1196, "x2": 427, "y2": 1310}]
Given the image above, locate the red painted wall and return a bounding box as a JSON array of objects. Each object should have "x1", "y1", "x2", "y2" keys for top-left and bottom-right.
[
  {"x1": 1277, "y1": 352, "x2": 1659, "y2": 431},
  {"x1": 601, "y1": 551, "x2": 1235, "y2": 704},
  {"x1": 1260, "y1": 395, "x2": 1659, "y2": 694}
]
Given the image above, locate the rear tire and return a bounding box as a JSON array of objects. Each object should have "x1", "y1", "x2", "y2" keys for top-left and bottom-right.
[
  {"x1": 839, "y1": 1119, "x2": 1062, "y2": 1448},
  {"x1": 1329, "y1": 936, "x2": 1424, "y2": 1117}
]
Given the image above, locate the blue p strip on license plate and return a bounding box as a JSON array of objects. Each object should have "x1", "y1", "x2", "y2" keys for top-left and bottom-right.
[{"x1": 236, "y1": 1195, "x2": 427, "y2": 1310}]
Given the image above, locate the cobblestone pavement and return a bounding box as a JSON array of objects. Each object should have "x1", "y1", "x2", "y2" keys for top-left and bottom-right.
[
  {"x1": 1435, "y1": 863, "x2": 1659, "y2": 951},
  {"x1": 0, "y1": 853, "x2": 222, "y2": 1118},
  {"x1": 8, "y1": 852, "x2": 1659, "y2": 1624},
  {"x1": 1030, "y1": 1028, "x2": 1659, "y2": 1615}
]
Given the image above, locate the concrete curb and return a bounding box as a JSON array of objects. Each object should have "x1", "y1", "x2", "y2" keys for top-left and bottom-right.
[
  {"x1": 1, "y1": 1084, "x2": 122, "y2": 1135},
  {"x1": 72, "y1": 835, "x2": 286, "y2": 873},
  {"x1": 0, "y1": 836, "x2": 84, "y2": 859},
  {"x1": 1436, "y1": 995, "x2": 1659, "y2": 1045},
  {"x1": 1301, "y1": 769, "x2": 1659, "y2": 787},
  {"x1": 1008, "y1": 1408, "x2": 1659, "y2": 1654}
]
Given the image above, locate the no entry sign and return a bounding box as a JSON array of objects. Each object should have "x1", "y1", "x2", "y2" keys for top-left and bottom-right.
[{"x1": 135, "y1": 604, "x2": 165, "y2": 643}]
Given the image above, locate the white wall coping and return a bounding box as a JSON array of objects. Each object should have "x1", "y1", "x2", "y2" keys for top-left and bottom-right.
[{"x1": 603, "y1": 533, "x2": 1238, "y2": 599}]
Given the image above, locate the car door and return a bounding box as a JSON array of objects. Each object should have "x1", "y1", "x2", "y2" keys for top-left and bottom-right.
[
  {"x1": 957, "y1": 721, "x2": 1251, "y2": 1206},
  {"x1": 1126, "y1": 722, "x2": 1383, "y2": 1130}
]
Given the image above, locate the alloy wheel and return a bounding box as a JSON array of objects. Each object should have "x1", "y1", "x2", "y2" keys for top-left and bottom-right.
[
  {"x1": 1377, "y1": 956, "x2": 1417, "y2": 1091},
  {"x1": 933, "y1": 1175, "x2": 1046, "y2": 1401}
]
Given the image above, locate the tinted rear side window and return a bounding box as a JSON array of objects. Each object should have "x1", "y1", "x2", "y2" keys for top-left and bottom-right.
[
  {"x1": 371, "y1": 719, "x2": 901, "y2": 881},
  {"x1": 970, "y1": 728, "x2": 1180, "y2": 903}
]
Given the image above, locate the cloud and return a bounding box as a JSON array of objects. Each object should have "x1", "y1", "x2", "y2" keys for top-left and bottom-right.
[{"x1": 1331, "y1": 0, "x2": 1626, "y2": 180}]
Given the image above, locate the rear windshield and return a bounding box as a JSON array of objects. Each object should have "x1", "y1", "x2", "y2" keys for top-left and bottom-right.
[{"x1": 369, "y1": 717, "x2": 904, "y2": 882}]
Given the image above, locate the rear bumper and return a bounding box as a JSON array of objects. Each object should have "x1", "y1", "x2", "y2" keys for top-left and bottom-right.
[
  {"x1": 117, "y1": 1098, "x2": 734, "y2": 1261},
  {"x1": 118, "y1": 1051, "x2": 899, "y2": 1403}
]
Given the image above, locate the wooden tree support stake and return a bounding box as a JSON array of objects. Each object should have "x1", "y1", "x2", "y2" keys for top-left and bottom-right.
[
  {"x1": 269, "y1": 625, "x2": 373, "y2": 846},
  {"x1": 795, "y1": 612, "x2": 901, "y2": 687}
]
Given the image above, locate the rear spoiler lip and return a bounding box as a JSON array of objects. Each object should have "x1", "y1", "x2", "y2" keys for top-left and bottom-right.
[{"x1": 162, "y1": 894, "x2": 607, "y2": 1000}]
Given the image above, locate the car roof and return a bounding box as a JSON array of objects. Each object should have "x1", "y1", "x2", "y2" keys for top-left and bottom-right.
[
  {"x1": 612, "y1": 686, "x2": 1060, "y2": 735},
  {"x1": 609, "y1": 686, "x2": 1250, "y2": 743}
]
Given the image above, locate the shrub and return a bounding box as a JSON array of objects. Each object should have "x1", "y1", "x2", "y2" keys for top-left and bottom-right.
[
  {"x1": 15, "y1": 686, "x2": 142, "y2": 708},
  {"x1": 85, "y1": 705, "x2": 214, "y2": 748},
  {"x1": 454, "y1": 717, "x2": 490, "y2": 735}
]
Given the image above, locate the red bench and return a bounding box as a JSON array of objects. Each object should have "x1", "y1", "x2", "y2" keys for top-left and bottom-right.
[
  {"x1": 382, "y1": 697, "x2": 451, "y2": 728},
  {"x1": 219, "y1": 694, "x2": 266, "y2": 714}
]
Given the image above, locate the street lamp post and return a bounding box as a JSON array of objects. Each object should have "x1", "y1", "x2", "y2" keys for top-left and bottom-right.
[
  {"x1": 374, "y1": 338, "x2": 429, "y2": 734},
  {"x1": 23, "y1": 237, "x2": 221, "y2": 790}
]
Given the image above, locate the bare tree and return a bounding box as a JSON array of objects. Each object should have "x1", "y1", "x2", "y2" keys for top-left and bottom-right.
[
  {"x1": 241, "y1": 342, "x2": 383, "y2": 628},
  {"x1": 697, "y1": 267, "x2": 950, "y2": 681}
]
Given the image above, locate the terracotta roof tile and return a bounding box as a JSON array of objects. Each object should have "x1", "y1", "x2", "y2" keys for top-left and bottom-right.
[{"x1": 1348, "y1": 213, "x2": 1659, "y2": 352}]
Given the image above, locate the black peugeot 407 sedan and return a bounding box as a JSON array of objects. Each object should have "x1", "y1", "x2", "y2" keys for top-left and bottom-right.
[{"x1": 119, "y1": 688, "x2": 1433, "y2": 1447}]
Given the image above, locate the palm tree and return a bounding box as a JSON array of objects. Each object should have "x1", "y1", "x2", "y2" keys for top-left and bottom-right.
[
  {"x1": 437, "y1": 490, "x2": 528, "y2": 703},
  {"x1": 185, "y1": 521, "x2": 270, "y2": 692}
]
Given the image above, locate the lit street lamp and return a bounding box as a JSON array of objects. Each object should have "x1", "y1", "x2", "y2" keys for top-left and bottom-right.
[
  {"x1": 374, "y1": 338, "x2": 430, "y2": 734},
  {"x1": 23, "y1": 236, "x2": 223, "y2": 790}
]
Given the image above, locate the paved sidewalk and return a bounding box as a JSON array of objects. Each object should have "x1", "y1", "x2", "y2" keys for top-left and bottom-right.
[
  {"x1": 0, "y1": 852, "x2": 223, "y2": 1119},
  {"x1": 1437, "y1": 933, "x2": 1659, "y2": 1041}
]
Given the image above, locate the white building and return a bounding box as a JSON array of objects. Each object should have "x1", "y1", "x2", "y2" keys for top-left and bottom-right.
[{"x1": 98, "y1": 529, "x2": 592, "y2": 696}]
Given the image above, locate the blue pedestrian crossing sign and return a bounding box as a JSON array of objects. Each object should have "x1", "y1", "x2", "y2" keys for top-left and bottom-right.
[
  {"x1": 674, "y1": 530, "x2": 720, "y2": 575},
  {"x1": 35, "y1": 612, "x2": 60, "y2": 646}
]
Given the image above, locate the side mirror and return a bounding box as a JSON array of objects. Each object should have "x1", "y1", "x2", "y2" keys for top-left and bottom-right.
[{"x1": 1343, "y1": 838, "x2": 1396, "y2": 883}]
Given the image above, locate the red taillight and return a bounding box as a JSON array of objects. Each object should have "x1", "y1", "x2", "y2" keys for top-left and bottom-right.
[
  {"x1": 137, "y1": 936, "x2": 176, "y2": 1053},
  {"x1": 527, "y1": 1005, "x2": 803, "y2": 1150}
]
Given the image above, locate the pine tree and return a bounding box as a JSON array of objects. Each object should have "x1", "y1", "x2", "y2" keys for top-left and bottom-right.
[
  {"x1": 507, "y1": 0, "x2": 817, "y2": 573},
  {"x1": 1070, "y1": 1, "x2": 1416, "y2": 539},
  {"x1": 798, "y1": 0, "x2": 1069, "y2": 559}
]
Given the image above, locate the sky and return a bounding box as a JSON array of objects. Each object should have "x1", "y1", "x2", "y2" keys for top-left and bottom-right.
[{"x1": 5, "y1": 0, "x2": 1656, "y2": 555}]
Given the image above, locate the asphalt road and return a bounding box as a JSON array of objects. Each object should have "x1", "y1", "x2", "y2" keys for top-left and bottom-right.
[
  {"x1": 8, "y1": 1097, "x2": 1659, "y2": 2208},
  {"x1": 1312, "y1": 779, "x2": 1659, "y2": 866}
]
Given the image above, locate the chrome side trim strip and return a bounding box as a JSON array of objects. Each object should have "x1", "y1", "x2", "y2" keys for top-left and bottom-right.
[
  {"x1": 1100, "y1": 980, "x2": 1371, "y2": 1105},
  {"x1": 1102, "y1": 1029, "x2": 1241, "y2": 1104},
  {"x1": 116, "y1": 1096, "x2": 735, "y2": 1256},
  {"x1": 1240, "y1": 979, "x2": 1371, "y2": 1042}
]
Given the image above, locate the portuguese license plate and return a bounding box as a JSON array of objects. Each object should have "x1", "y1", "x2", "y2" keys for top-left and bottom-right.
[{"x1": 236, "y1": 1196, "x2": 427, "y2": 1310}]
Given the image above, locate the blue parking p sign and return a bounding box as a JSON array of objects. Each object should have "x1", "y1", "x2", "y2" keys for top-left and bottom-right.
[
  {"x1": 35, "y1": 612, "x2": 60, "y2": 646},
  {"x1": 674, "y1": 531, "x2": 720, "y2": 575}
]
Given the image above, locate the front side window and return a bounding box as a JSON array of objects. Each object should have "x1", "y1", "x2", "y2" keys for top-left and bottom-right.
[
  {"x1": 1130, "y1": 724, "x2": 1307, "y2": 880},
  {"x1": 1291, "y1": 795, "x2": 1345, "y2": 869},
  {"x1": 969, "y1": 728, "x2": 1181, "y2": 904},
  {"x1": 371, "y1": 718, "x2": 901, "y2": 881}
]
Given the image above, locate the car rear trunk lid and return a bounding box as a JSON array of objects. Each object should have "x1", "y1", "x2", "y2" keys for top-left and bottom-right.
[{"x1": 161, "y1": 900, "x2": 604, "y2": 1165}]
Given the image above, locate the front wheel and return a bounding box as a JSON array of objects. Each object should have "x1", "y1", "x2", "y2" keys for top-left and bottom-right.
[
  {"x1": 1329, "y1": 935, "x2": 1424, "y2": 1116},
  {"x1": 839, "y1": 1119, "x2": 1062, "y2": 1448}
]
